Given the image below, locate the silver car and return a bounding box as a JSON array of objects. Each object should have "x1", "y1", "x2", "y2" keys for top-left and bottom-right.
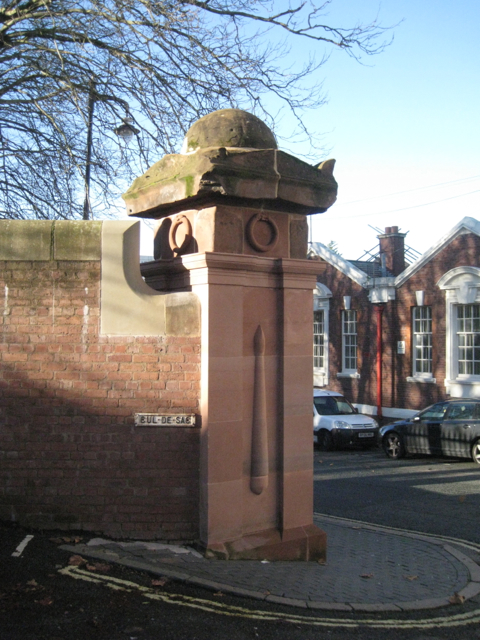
[{"x1": 314, "y1": 389, "x2": 379, "y2": 450}]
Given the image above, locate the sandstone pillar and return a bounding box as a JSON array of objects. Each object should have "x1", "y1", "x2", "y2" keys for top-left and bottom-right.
[{"x1": 124, "y1": 109, "x2": 337, "y2": 560}]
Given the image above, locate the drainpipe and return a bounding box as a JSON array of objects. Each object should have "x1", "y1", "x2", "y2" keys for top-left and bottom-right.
[{"x1": 375, "y1": 305, "x2": 385, "y2": 420}]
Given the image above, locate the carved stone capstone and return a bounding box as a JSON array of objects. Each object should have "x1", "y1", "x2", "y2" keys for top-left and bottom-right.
[{"x1": 123, "y1": 109, "x2": 337, "y2": 219}]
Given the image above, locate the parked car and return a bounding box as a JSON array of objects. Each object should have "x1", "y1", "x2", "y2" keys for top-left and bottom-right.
[
  {"x1": 379, "y1": 399, "x2": 480, "y2": 464},
  {"x1": 313, "y1": 389, "x2": 379, "y2": 450}
]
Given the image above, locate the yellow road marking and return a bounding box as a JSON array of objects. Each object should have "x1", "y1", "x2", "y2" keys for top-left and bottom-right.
[{"x1": 59, "y1": 566, "x2": 480, "y2": 629}]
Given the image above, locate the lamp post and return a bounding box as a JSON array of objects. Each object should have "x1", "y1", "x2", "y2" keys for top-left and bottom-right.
[
  {"x1": 82, "y1": 90, "x2": 139, "y2": 221},
  {"x1": 82, "y1": 81, "x2": 95, "y2": 220}
]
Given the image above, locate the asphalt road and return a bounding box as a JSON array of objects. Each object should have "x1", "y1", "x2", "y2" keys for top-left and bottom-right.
[
  {"x1": 2, "y1": 446, "x2": 480, "y2": 640},
  {"x1": 313, "y1": 445, "x2": 480, "y2": 543}
]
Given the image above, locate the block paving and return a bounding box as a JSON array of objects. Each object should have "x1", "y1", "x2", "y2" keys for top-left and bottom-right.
[{"x1": 61, "y1": 514, "x2": 480, "y2": 612}]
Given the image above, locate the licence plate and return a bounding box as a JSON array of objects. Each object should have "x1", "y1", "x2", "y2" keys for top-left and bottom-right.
[{"x1": 358, "y1": 432, "x2": 373, "y2": 438}]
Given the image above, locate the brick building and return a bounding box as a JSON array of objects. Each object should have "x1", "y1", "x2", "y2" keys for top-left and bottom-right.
[{"x1": 309, "y1": 217, "x2": 480, "y2": 420}]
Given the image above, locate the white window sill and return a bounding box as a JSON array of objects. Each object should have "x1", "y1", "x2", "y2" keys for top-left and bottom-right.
[
  {"x1": 313, "y1": 371, "x2": 328, "y2": 387},
  {"x1": 337, "y1": 372, "x2": 360, "y2": 379},
  {"x1": 406, "y1": 376, "x2": 436, "y2": 384},
  {"x1": 445, "y1": 378, "x2": 480, "y2": 398},
  {"x1": 445, "y1": 378, "x2": 480, "y2": 385}
]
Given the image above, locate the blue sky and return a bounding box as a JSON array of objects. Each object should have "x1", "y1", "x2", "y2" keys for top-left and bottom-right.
[
  {"x1": 138, "y1": 0, "x2": 480, "y2": 260},
  {"x1": 301, "y1": 0, "x2": 480, "y2": 259}
]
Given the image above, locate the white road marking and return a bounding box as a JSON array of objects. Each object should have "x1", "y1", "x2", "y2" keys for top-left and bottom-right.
[
  {"x1": 59, "y1": 565, "x2": 480, "y2": 629},
  {"x1": 12, "y1": 534, "x2": 34, "y2": 557}
]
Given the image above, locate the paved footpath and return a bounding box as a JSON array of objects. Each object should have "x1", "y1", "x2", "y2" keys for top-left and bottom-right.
[{"x1": 61, "y1": 514, "x2": 480, "y2": 613}]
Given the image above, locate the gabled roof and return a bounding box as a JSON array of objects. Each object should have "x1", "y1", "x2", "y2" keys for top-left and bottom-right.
[
  {"x1": 395, "y1": 217, "x2": 480, "y2": 287},
  {"x1": 349, "y1": 260, "x2": 394, "y2": 278},
  {"x1": 308, "y1": 242, "x2": 369, "y2": 287}
]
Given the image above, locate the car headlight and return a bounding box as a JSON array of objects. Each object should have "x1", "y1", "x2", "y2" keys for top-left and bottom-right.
[{"x1": 334, "y1": 421, "x2": 351, "y2": 429}]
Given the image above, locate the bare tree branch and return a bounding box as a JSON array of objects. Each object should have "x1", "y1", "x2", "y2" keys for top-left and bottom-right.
[{"x1": 0, "y1": 0, "x2": 394, "y2": 220}]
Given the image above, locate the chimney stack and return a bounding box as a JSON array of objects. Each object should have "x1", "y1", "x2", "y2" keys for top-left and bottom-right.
[{"x1": 378, "y1": 226, "x2": 406, "y2": 276}]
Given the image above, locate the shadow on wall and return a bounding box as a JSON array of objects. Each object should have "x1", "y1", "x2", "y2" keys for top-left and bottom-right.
[{"x1": 0, "y1": 371, "x2": 200, "y2": 541}]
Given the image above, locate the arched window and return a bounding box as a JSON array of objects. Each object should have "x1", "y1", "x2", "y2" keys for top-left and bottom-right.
[{"x1": 437, "y1": 267, "x2": 480, "y2": 397}]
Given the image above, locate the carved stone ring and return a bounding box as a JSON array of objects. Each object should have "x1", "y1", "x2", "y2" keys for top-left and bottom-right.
[
  {"x1": 246, "y1": 213, "x2": 279, "y2": 253},
  {"x1": 169, "y1": 214, "x2": 193, "y2": 255}
]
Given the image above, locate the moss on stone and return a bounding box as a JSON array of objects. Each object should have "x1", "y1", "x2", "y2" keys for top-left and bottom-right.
[
  {"x1": 183, "y1": 175, "x2": 195, "y2": 198},
  {"x1": 54, "y1": 221, "x2": 102, "y2": 261},
  {"x1": 0, "y1": 220, "x2": 53, "y2": 261}
]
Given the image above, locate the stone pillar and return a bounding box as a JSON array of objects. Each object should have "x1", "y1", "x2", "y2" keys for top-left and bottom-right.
[{"x1": 124, "y1": 109, "x2": 337, "y2": 560}]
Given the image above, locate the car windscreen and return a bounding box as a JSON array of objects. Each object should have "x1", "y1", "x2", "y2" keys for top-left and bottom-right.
[
  {"x1": 418, "y1": 402, "x2": 449, "y2": 422},
  {"x1": 314, "y1": 396, "x2": 355, "y2": 416}
]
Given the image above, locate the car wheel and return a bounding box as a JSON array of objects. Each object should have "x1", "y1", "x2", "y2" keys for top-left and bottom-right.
[
  {"x1": 383, "y1": 432, "x2": 405, "y2": 459},
  {"x1": 319, "y1": 430, "x2": 334, "y2": 452},
  {"x1": 471, "y1": 440, "x2": 480, "y2": 465}
]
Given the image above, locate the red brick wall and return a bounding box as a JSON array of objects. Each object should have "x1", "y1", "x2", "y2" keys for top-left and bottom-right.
[
  {"x1": 0, "y1": 259, "x2": 200, "y2": 540},
  {"x1": 392, "y1": 232, "x2": 480, "y2": 410}
]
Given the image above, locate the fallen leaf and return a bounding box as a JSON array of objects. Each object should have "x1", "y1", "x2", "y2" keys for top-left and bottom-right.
[
  {"x1": 35, "y1": 597, "x2": 53, "y2": 606},
  {"x1": 213, "y1": 591, "x2": 224, "y2": 597},
  {"x1": 459, "y1": 495, "x2": 467, "y2": 503},
  {"x1": 360, "y1": 573, "x2": 374, "y2": 579},
  {"x1": 151, "y1": 579, "x2": 167, "y2": 587},
  {"x1": 26, "y1": 579, "x2": 38, "y2": 587},
  {"x1": 449, "y1": 592, "x2": 466, "y2": 605},
  {"x1": 404, "y1": 575, "x2": 418, "y2": 581},
  {"x1": 86, "y1": 563, "x2": 111, "y2": 572},
  {"x1": 68, "y1": 555, "x2": 86, "y2": 566},
  {"x1": 51, "y1": 536, "x2": 83, "y2": 544}
]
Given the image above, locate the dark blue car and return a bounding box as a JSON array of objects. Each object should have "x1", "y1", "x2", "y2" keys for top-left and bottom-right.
[{"x1": 379, "y1": 399, "x2": 480, "y2": 464}]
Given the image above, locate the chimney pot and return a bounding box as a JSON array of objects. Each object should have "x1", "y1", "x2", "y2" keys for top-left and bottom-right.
[
  {"x1": 385, "y1": 227, "x2": 392, "y2": 234},
  {"x1": 391, "y1": 226, "x2": 399, "y2": 233}
]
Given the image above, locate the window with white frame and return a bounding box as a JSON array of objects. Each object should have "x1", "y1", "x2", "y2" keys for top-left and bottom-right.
[
  {"x1": 313, "y1": 309, "x2": 325, "y2": 369},
  {"x1": 437, "y1": 266, "x2": 480, "y2": 397},
  {"x1": 313, "y1": 284, "x2": 331, "y2": 386},
  {"x1": 342, "y1": 310, "x2": 357, "y2": 372},
  {"x1": 412, "y1": 306, "x2": 432, "y2": 375},
  {"x1": 457, "y1": 304, "x2": 480, "y2": 375}
]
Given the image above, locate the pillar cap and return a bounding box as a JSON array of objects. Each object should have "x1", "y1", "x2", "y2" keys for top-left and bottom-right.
[
  {"x1": 181, "y1": 109, "x2": 278, "y2": 153},
  {"x1": 123, "y1": 110, "x2": 337, "y2": 219}
]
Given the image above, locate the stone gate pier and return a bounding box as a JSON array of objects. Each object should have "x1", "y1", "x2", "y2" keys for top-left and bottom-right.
[{"x1": 125, "y1": 109, "x2": 337, "y2": 560}]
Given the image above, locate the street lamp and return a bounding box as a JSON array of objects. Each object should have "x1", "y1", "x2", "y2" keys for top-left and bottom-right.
[
  {"x1": 114, "y1": 117, "x2": 139, "y2": 141},
  {"x1": 82, "y1": 94, "x2": 139, "y2": 221}
]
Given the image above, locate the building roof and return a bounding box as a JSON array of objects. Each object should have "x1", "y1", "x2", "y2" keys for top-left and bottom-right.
[
  {"x1": 395, "y1": 217, "x2": 480, "y2": 287},
  {"x1": 308, "y1": 242, "x2": 369, "y2": 287},
  {"x1": 349, "y1": 260, "x2": 393, "y2": 278}
]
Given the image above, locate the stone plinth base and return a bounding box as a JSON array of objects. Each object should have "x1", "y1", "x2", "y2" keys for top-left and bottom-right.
[{"x1": 204, "y1": 525, "x2": 327, "y2": 561}]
